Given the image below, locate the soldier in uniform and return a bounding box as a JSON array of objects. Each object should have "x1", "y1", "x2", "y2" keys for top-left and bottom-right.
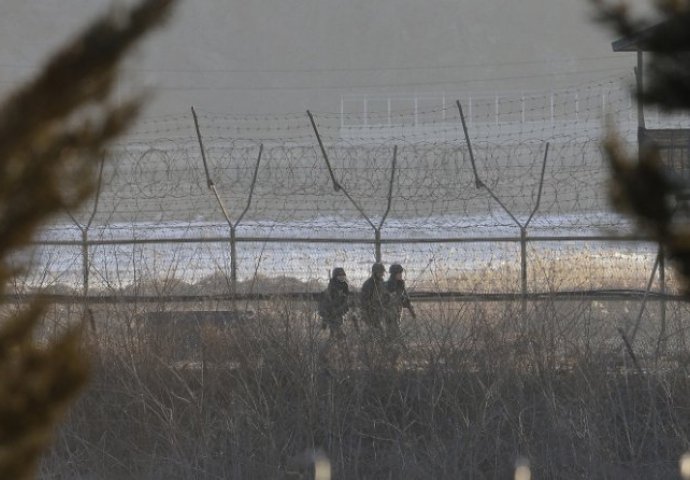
[
  {"x1": 385, "y1": 263, "x2": 416, "y2": 338},
  {"x1": 359, "y1": 262, "x2": 389, "y2": 331},
  {"x1": 318, "y1": 267, "x2": 353, "y2": 340}
]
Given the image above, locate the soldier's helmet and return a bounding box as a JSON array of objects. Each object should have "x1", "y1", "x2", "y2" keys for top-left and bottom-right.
[
  {"x1": 332, "y1": 267, "x2": 346, "y2": 278},
  {"x1": 372, "y1": 263, "x2": 386, "y2": 275},
  {"x1": 389, "y1": 263, "x2": 404, "y2": 275}
]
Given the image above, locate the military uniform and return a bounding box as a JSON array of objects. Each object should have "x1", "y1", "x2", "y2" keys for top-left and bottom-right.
[
  {"x1": 359, "y1": 263, "x2": 389, "y2": 331},
  {"x1": 385, "y1": 264, "x2": 416, "y2": 337},
  {"x1": 319, "y1": 268, "x2": 351, "y2": 339}
]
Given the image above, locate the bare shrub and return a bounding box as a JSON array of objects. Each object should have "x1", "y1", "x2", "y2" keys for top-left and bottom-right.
[
  {"x1": 0, "y1": 1, "x2": 176, "y2": 478},
  {"x1": 36, "y1": 295, "x2": 690, "y2": 479}
]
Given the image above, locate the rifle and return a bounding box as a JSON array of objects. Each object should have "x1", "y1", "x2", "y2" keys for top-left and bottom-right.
[{"x1": 402, "y1": 258, "x2": 432, "y2": 321}]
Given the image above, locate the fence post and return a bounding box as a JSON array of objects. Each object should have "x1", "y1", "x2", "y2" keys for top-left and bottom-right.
[
  {"x1": 82, "y1": 229, "x2": 89, "y2": 297},
  {"x1": 230, "y1": 225, "x2": 237, "y2": 297},
  {"x1": 456, "y1": 101, "x2": 483, "y2": 188},
  {"x1": 65, "y1": 156, "x2": 103, "y2": 298},
  {"x1": 520, "y1": 226, "x2": 528, "y2": 316},
  {"x1": 658, "y1": 245, "x2": 667, "y2": 356},
  {"x1": 308, "y1": 110, "x2": 378, "y2": 265},
  {"x1": 193, "y1": 109, "x2": 264, "y2": 304},
  {"x1": 375, "y1": 145, "x2": 398, "y2": 266}
]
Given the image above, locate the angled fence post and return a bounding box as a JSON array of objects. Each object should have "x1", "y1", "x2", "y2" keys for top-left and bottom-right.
[
  {"x1": 192, "y1": 106, "x2": 235, "y2": 295},
  {"x1": 192, "y1": 106, "x2": 263, "y2": 299},
  {"x1": 657, "y1": 245, "x2": 667, "y2": 357},
  {"x1": 66, "y1": 156, "x2": 105, "y2": 297},
  {"x1": 375, "y1": 145, "x2": 398, "y2": 264},
  {"x1": 520, "y1": 226, "x2": 528, "y2": 305},
  {"x1": 81, "y1": 230, "x2": 88, "y2": 296},
  {"x1": 233, "y1": 144, "x2": 263, "y2": 293},
  {"x1": 522, "y1": 143, "x2": 550, "y2": 312},
  {"x1": 307, "y1": 110, "x2": 341, "y2": 191},
  {"x1": 458, "y1": 99, "x2": 551, "y2": 319},
  {"x1": 374, "y1": 229, "x2": 382, "y2": 263},
  {"x1": 626, "y1": 252, "x2": 662, "y2": 346},
  {"x1": 229, "y1": 226, "x2": 237, "y2": 292},
  {"x1": 456, "y1": 101, "x2": 483, "y2": 188},
  {"x1": 308, "y1": 110, "x2": 379, "y2": 261}
]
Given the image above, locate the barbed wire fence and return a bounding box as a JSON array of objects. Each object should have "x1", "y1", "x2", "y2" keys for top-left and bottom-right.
[{"x1": 9, "y1": 75, "x2": 690, "y2": 323}]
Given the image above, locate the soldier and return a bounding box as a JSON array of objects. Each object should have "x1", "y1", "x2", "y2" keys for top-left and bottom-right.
[
  {"x1": 318, "y1": 267, "x2": 353, "y2": 340},
  {"x1": 359, "y1": 262, "x2": 389, "y2": 331},
  {"x1": 385, "y1": 263, "x2": 416, "y2": 337}
]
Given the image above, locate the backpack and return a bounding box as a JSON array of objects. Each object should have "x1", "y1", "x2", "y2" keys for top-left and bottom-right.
[{"x1": 317, "y1": 288, "x2": 332, "y2": 319}]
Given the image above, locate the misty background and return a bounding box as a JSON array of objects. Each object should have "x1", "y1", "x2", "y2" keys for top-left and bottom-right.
[{"x1": 0, "y1": 0, "x2": 658, "y2": 116}]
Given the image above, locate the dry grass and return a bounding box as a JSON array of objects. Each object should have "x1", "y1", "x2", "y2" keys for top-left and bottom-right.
[{"x1": 28, "y1": 295, "x2": 690, "y2": 479}]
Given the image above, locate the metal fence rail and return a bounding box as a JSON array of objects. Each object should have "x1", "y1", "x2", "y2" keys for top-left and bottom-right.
[{"x1": 13, "y1": 78, "x2": 687, "y2": 310}]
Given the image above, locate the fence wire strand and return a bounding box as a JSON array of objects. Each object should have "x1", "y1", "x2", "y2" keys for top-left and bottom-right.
[{"x1": 11, "y1": 75, "x2": 689, "y2": 302}]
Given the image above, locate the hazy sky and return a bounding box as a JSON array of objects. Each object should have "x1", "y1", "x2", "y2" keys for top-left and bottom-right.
[{"x1": 0, "y1": 0, "x2": 657, "y2": 115}]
